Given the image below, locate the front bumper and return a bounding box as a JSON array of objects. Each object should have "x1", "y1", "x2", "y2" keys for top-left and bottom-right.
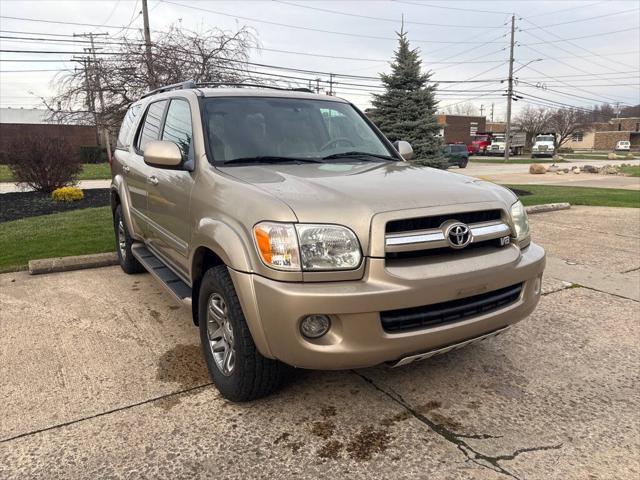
[{"x1": 231, "y1": 242, "x2": 546, "y2": 370}]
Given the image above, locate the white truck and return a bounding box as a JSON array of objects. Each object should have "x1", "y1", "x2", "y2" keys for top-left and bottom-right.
[
  {"x1": 488, "y1": 132, "x2": 526, "y2": 156},
  {"x1": 531, "y1": 133, "x2": 556, "y2": 158}
]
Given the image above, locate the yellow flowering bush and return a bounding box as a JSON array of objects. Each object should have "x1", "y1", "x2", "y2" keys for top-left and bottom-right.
[{"x1": 52, "y1": 186, "x2": 84, "y2": 202}]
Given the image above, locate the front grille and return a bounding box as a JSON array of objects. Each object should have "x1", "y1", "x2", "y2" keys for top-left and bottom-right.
[
  {"x1": 386, "y1": 238, "x2": 504, "y2": 260},
  {"x1": 380, "y1": 283, "x2": 523, "y2": 333},
  {"x1": 386, "y1": 209, "x2": 502, "y2": 234}
]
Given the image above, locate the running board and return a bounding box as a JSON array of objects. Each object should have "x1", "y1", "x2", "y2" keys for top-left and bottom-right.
[{"x1": 131, "y1": 244, "x2": 192, "y2": 306}]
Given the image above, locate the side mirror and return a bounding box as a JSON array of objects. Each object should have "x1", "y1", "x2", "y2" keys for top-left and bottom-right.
[
  {"x1": 393, "y1": 140, "x2": 413, "y2": 161},
  {"x1": 143, "y1": 140, "x2": 183, "y2": 168}
]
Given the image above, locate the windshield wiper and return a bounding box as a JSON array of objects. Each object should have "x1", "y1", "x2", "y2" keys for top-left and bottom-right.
[
  {"x1": 223, "y1": 156, "x2": 322, "y2": 165},
  {"x1": 321, "y1": 151, "x2": 397, "y2": 161}
]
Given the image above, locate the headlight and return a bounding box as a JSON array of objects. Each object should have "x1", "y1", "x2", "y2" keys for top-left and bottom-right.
[
  {"x1": 253, "y1": 222, "x2": 362, "y2": 271},
  {"x1": 532, "y1": 146, "x2": 539, "y2": 151},
  {"x1": 510, "y1": 200, "x2": 530, "y2": 244}
]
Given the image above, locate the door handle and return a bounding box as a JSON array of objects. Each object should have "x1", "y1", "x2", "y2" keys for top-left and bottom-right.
[
  {"x1": 122, "y1": 165, "x2": 130, "y2": 174},
  {"x1": 147, "y1": 175, "x2": 159, "y2": 186}
]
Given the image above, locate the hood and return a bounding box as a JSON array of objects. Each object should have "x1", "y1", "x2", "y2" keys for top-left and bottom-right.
[{"x1": 221, "y1": 161, "x2": 516, "y2": 225}]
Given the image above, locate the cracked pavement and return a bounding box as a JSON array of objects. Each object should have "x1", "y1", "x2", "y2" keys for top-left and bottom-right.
[{"x1": 1, "y1": 206, "x2": 639, "y2": 479}]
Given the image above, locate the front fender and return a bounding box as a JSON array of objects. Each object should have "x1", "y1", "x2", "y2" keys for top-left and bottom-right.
[
  {"x1": 111, "y1": 175, "x2": 143, "y2": 241},
  {"x1": 189, "y1": 218, "x2": 254, "y2": 274}
]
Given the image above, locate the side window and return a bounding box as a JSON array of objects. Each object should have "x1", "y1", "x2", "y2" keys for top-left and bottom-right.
[
  {"x1": 136, "y1": 100, "x2": 168, "y2": 152},
  {"x1": 162, "y1": 99, "x2": 193, "y2": 161},
  {"x1": 116, "y1": 104, "x2": 141, "y2": 149}
]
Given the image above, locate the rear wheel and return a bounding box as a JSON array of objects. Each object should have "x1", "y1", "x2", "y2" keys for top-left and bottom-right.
[
  {"x1": 113, "y1": 205, "x2": 144, "y2": 274},
  {"x1": 198, "y1": 265, "x2": 286, "y2": 401},
  {"x1": 459, "y1": 158, "x2": 469, "y2": 168}
]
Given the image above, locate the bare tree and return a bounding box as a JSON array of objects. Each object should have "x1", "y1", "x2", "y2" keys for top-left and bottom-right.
[
  {"x1": 45, "y1": 25, "x2": 259, "y2": 135},
  {"x1": 548, "y1": 108, "x2": 588, "y2": 148},
  {"x1": 514, "y1": 105, "x2": 552, "y2": 148},
  {"x1": 444, "y1": 102, "x2": 478, "y2": 116}
]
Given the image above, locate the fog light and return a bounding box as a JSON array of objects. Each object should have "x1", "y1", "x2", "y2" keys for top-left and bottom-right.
[{"x1": 300, "y1": 315, "x2": 331, "y2": 339}]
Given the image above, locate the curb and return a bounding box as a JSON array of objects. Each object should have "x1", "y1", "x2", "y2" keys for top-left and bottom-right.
[
  {"x1": 29, "y1": 252, "x2": 118, "y2": 275},
  {"x1": 525, "y1": 203, "x2": 571, "y2": 215}
]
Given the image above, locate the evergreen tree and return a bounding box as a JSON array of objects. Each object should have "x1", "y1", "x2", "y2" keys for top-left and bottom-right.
[{"x1": 370, "y1": 29, "x2": 446, "y2": 168}]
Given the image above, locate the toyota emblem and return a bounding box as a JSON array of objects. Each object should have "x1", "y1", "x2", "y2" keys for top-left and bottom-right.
[{"x1": 445, "y1": 222, "x2": 472, "y2": 249}]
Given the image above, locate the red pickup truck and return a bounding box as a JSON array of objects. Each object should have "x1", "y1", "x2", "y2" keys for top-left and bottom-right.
[{"x1": 467, "y1": 133, "x2": 493, "y2": 155}]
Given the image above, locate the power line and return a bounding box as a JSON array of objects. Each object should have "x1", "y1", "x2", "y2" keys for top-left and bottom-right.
[
  {"x1": 517, "y1": 81, "x2": 632, "y2": 105},
  {"x1": 0, "y1": 15, "x2": 142, "y2": 30},
  {"x1": 522, "y1": 26, "x2": 639, "y2": 46},
  {"x1": 520, "y1": 17, "x2": 636, "y2": 76},
  {"x1": 520, "y1": 7, "x2": 640, "y2": 30},
  {"x1": 273, "y1": 0, "x2": 504, "y2": 28},
  {"x1": 525, "y1": 1, "x2": 603, "y2": 19},
  {"x1": 394, "y1": 1, "x2": 511, "y2": 15},
  {"x1": 160, "y1": 0, "x2": 506, "y2": 45}
]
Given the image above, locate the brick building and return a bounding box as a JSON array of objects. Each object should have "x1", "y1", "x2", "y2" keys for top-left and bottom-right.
[
  {"x1": 436, "y1": 115, "x2": 487, "y2": 144},
  {"x1": 486, "y1": 122, "x2": 506, "y2": 133},
  {"x1": 565, "y1": 117, "x2": 640, "y2": 151},
  {"x1": 0, "y1": 108, "x2": 98, "y2": 162}
]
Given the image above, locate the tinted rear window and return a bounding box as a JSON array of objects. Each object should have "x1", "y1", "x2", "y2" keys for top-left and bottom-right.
[
  {"x1": 116, "y1": 104, "x2": 141, "y2": 149},
  {"x1": 137, "y1": 100, "x2": 167, "y2": 152},
  {"x1": 450, "y1": 145, "x2": 467, "y2": 152}
]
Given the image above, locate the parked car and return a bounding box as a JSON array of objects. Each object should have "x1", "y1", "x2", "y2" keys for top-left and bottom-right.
[
  {"x1": 111, "y1": 81, "x2": 545, "y2": 401},
  {"x1": 615, "y1": 140, "x2": 631, "y2": 152},
  {"x1": 442, "y1": 143, "x2": 469, "y2": 168}
]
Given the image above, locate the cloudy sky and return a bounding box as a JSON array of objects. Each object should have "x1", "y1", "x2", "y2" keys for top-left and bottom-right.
[{"x1": 1, "y1": 0, "x2": 638, "y2": 120}]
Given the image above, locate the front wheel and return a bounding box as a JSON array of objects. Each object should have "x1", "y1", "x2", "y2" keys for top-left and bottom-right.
[
  {"x1": 198, "y1": 265, "x2": 286, "y2": 401},
  {"x1": 113, "y1": 205, "x2": 144, "y2": 274},
  {"x1": 459, "y1": 158, "x2": 469, "y2": 168}
]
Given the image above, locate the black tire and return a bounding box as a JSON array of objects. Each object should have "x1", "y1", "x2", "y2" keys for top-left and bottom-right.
[
  {"x1": 198, "y1": 265, "x2": 286, "y2": 402},
  {"x1": 459, "y1": 158, "x2": 469, "y2": 168},
  {"x1": 113, "y1": 204, "x2": 144, "y2": 274}
]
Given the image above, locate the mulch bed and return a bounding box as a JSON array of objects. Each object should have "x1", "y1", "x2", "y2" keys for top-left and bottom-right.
[{"x1": 0, "y1": 188, "x2": 111, "y2": 223}]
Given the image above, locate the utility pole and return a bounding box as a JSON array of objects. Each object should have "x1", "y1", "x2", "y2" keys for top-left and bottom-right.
[
  {"x1": 75, "y1": 32, "x2": 111, "y2": 162},
  {"x1": 78, "y1": 56, "x2": 99, "y2": 144},
  {"x1": 491, "y1": 103, "x2": 495, "y2": 122},
  {"x1": 142, "y1": 0, "x2": 156, "y2": 89},
  {"x1": 504, "y1": 14, "x2": 516, "y2": 162},
  {"x1": 328, "y1": 73, "x2": 334, "y2": 95},
  {"x1": 315, "y1": 78, "x2": 320, "y2": 94},
  {"x1": 480, "y1": 104, "x2": 485, "y2": 117}
]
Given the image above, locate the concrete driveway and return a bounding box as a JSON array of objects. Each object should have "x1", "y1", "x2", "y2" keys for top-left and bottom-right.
[{"x1": 1, "y1": 207, "x2": 638, "y2": 479}]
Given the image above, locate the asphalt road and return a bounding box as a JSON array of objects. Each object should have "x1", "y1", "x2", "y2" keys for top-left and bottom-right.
[{"x1": 1, "y1": 207, "x2": 638, "y2": 479}]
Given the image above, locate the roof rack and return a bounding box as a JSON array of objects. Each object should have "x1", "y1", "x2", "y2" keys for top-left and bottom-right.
[
  {"x1": 140, "y1": 80, "x2": 315, "y2": 99},
  {"x1": 140, "y1": 79, "x2": 196, "y2": 99},
  {"x1": 195, "y1": 82, "x2": 314, "y2": 93}
]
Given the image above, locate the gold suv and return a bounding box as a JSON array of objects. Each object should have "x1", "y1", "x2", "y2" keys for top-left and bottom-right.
[{"x1": 111, "y1": 81, "x2": 545, "y2": 401}]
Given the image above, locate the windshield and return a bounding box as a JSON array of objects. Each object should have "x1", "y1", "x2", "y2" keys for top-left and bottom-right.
[
  {"x1": 202, "y1": 97, "x2": 394, "y2": 163},
  {"x1": 537, "y1": 136, "x2": 554, "y2": 142},
  {"x1": 450, "y1": 145, "x2": 467, "y2": 152},
  {"x1": 473, "y1": 135, "x2": 488, "y2": 142},
  {"x1": 492, "y1": 135, "x2": 505, "y2": 142}
]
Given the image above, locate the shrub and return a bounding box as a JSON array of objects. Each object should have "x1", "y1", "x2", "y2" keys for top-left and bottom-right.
[
  {"x1": 6, "y1": 135, "x2": 81, "y2": 193},
  {"x1": 557, "y1": 147, "x2": 573, "y2": 153},
  {"x1": 79, "y1": 145, "x2": 108, "y2": 164},
  {"x1": 52, "y1": 186, "x2": 84, "y2": 202}
]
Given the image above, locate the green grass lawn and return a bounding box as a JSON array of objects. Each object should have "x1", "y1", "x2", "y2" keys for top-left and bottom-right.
[
  {"x1": 505, "y1": 184, "x2": 640, "y2": 208},
  {"x1": 619, "y1": 165, "x2": 640, "y2": 177},
  {"x1": 0, "y1": 207, "x2": 114, "y2": 272},
  {"x1": 470, "y1": 157, "x2": 565, "y2": 164},
  {"x1": 0, "y1": 163, "x2": 112, "y2": 183}
]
